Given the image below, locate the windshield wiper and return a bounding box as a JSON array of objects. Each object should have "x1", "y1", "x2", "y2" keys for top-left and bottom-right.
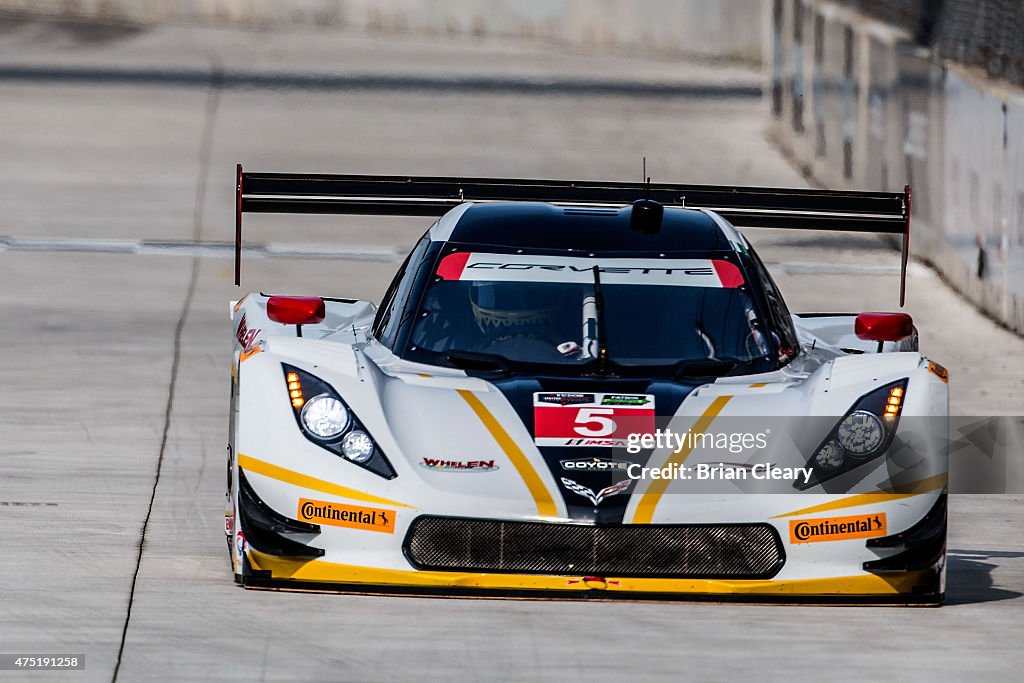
[
  {"x1": 443, "y1": 350, "x2": 511, "y2": 377},
  {"x1": 591, "y1": 265, "x2": 610, "y2": 376}
]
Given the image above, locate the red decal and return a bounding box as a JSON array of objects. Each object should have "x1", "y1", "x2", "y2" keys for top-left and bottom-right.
[
  {"x1": 712, "y1": 260, "x2": 744, "y2": 288},
  {"x1": 436, "y1": 252, "x2": 471, "y2": 280},
  {"x1": 535, "y1": 406, "x2": 654, "y2": 442},
  {"x1": 235, "y1": 314, "x2": 260, "y2": 351},
  {"x1": 533, "y1": 393, "x2": 655, "y2": 447}
]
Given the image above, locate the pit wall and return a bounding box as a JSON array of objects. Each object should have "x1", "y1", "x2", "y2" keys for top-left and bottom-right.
[
  {"x1": 769, "y1": 0, "x2": 1024, "y2": 333},
  {"x1": 0, "y1": 0, "x2": 765, "y2": 61}
]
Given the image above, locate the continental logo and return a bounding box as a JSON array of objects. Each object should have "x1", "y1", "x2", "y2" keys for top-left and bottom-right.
[
  {"x1": 789, "y1": 513, "x2": 886, "y2": 544},
  {"x1": 298, "y1": 498, "x2": 395, "y2": 534}
]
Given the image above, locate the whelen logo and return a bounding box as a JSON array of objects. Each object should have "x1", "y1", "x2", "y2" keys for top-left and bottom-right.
[
  {"x1": 560, "y1": 457, "x2": 632, "y2": 472},
  {"x1": 789, "y1": 513, "x2": 887, "y2": 543},
  {"x1": 420, "y1": 458, "x2": 499, "y2": 473}
]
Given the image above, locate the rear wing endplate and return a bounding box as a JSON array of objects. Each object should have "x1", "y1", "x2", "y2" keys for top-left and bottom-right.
[{"x1": 234, "y1": 164, "x2": 912, "y2": 305}]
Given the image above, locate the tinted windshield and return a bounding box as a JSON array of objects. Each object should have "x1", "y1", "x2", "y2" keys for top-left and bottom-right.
[{"x1": 407, "y1": 251, "x2": 774, "y2": 373}]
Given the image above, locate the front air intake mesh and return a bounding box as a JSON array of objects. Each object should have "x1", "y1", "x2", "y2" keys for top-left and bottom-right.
[{"x1": 404, "y1": 517, "x2": 784, "y2": 579}]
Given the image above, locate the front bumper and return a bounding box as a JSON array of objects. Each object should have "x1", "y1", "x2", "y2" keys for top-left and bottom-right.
[{"x1": 233, "y1": 466, "x2": 946, "y2": 604}]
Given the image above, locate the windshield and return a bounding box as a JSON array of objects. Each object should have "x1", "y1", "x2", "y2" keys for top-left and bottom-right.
[{"x1": 406, "y1": 250, "x2": 775, "y2": 373}]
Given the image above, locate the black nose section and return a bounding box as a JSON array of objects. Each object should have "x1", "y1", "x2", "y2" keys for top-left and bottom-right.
[{"x1": 630, "y1": 199, "x2": 663, "y2": 234}]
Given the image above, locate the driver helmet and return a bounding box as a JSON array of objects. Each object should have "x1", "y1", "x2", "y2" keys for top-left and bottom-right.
[{"x1": 470, "y1": 282, "x2": 561, "y2": 335}]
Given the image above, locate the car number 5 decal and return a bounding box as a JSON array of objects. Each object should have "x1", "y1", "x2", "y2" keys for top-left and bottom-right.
[
  {"x1": 573, "y1": 408, "x2": 616, "y2": 436},
  {"x1": 533, "y1": 393, "x2": 655, "y2": 448}
]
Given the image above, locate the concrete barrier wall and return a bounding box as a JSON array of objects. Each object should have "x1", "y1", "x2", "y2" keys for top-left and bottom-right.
[
  {"x1": 770, "y1": 0, "x2": 1024, "y2": 334},
  {"x1": 0, "y1": 0, "x2": 766, "y2": 60}
]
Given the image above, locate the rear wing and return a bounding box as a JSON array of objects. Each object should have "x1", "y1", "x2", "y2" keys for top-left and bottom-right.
[{"x1": 234, "y1": 164, "x2": 912, "y2": 304}]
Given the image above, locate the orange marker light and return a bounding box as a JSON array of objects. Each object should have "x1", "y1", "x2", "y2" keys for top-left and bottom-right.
[
  {"x1": 928, "y1": 361, "x2": 949, "y2": 383},
  {"x1": 884, "y1": 385, "x2": 904, "y2": 421},
  {"x1": 286, "y1": 372, "x2": 304, "y2": 408}
]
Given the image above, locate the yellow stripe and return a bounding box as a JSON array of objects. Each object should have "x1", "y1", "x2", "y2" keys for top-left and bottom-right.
[
  {"x1": 772, "y1": 473, "x2": 947, "y2": 519},
  {"x1": 457, "y1": 389, "x2": 558, "y2": 518},
  {"x1": 631, "y1": 396, "x2": 732, "y2": 524},
  {"x1": 238, "y1": 454, "x2": 412, "y2": 508},
  {"x1": 248, "y1": 550, "x2": 930, "y2": 596},
  {"x1": 750, "y1": 382, "x2": 768, "y2": 388},
  {"x1": 884, "y1": 472, "x2": 948, "y2": 495}
]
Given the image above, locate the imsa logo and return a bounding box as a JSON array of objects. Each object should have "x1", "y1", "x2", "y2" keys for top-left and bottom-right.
[
  {"x1": 789, "y1": 513, "x2": 886, "y2": 544},
  {"x1": 298, "y1": 498, "x2": 395, "y2": 534}
]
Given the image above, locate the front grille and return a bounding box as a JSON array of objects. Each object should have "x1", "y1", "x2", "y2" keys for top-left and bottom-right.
[{"x1": 404, "y1": 517, "x2": 784, "y2": 579}]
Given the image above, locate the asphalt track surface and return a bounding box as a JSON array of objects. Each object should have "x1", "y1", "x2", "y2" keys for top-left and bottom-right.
[{"x1": 1, "y1": 16, "x2": 1023, "y2": 683}]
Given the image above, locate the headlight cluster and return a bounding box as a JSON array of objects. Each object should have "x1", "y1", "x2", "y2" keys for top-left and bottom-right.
[
  {"x1": 282, "y1": 364, "x2": 396, "y2": 479},
  {"x1": 798, "y1": 379, "x2": 908, "y2": 490}
]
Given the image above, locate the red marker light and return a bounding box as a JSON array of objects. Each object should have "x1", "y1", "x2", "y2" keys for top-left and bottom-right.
[
  {"x1": 267, "y1": 296, "x2": 326, "y2": 325},
  {"x1": 854, "y1": 312, "x2": 914, "y2": 342}
]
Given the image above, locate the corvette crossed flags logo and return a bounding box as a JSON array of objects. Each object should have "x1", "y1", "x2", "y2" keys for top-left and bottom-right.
[{"x1": 560, "y1": 477, "x2": 632, "y2": 505}]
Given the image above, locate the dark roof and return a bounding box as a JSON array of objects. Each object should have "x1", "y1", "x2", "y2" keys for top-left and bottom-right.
[{"x1": 446, "y1": 202, "x2": 732, "y2": 253}]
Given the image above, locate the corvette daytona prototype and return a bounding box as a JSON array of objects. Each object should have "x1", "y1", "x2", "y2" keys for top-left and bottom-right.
[{"x1": 227, "y1": 170, "x2": 949, "y2": 603}]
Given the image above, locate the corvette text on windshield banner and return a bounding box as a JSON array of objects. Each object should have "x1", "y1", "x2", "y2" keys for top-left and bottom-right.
[{"x1": 435, "y1": 252, "x2": 744, "y2": 288}]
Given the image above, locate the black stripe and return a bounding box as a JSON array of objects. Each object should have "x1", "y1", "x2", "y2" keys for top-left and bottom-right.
[{"x1": 489, "y1": 376, "x2": 696, "y2": 523}]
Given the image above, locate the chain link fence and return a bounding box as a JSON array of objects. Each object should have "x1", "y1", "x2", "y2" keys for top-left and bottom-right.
[{"x1": 839, "y1": 0, "x2": 1024, "y2": 87}]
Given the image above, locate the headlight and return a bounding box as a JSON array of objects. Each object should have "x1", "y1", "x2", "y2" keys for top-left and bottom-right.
[
  {"x1": 281, "y1": 364, "x2": 396, "y2": 479},
  {"x1": 835, "y1": 411, "x2": 884, "y2": 456},
  {"x1": 798, "y1": 378, "x2": 908, "y2": 490},
  {"x1": 301, "y1": 395, "x2": 350, "y2": 440},
  {"x1": 813, "y1": 440, "x2": 844, "y2": 471},
  {"x1": 341, "y1": 430, "x2": 375, "y2": 463}
]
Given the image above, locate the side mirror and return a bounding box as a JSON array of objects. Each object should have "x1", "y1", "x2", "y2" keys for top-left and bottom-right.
[
  {"x1": 267, "y1": 296, "x2": 326, "y2": 325},
  {"x1": 854, "y1": 312, "x2": 914, "y2": 342}
]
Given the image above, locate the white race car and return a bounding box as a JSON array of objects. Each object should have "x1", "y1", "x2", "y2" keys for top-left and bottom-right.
[{"x1": 227, "y1": 170, "x2": 949, "y2": 603}]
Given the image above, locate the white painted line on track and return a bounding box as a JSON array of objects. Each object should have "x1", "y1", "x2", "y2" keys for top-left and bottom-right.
[
  {"x1": 0, "y1": 237, "x2": 931, "y2": 275},
  {"x1": 263, "y1": 242, "x2": 404, "y2": 260},
  {"x1": 0, "y1": 236, "x2": 407, "y2": 262},
  {"x1": 769, "y1": 260, "x2": 930, "y2": 276},
  {"x1": 0, "y1": 236, "x2": 139, "y2": 253}
]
